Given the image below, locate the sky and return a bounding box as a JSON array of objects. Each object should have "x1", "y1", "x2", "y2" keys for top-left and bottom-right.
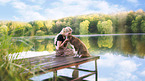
[{"x1": 0, "y1": 0, "x2": 145, "y2": 22}]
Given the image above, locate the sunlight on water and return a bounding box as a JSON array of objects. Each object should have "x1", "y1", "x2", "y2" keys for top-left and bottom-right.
[{"x1": 9, "y1": 51, "x2": 55, "y2": 59}]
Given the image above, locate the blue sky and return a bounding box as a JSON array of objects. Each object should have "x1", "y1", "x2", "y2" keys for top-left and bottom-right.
[{"x1": 0, "y1": 0, "x2": 144, "y2": 22}]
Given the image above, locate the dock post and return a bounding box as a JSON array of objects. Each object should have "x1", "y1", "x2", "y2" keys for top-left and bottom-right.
[
  {"x1": 72, "y1": 65, "x2": 79, "y2": 79},
  {"x1": 53, "y1": 70, "x2": 57, "y2": 81},
  {"x1": 95, "y1": 60, "x2": 98, "y2": 81}
]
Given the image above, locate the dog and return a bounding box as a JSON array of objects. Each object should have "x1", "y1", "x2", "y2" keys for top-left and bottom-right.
[{"x1": 67, "y1": 35, "x2": 91, "y2": 58}]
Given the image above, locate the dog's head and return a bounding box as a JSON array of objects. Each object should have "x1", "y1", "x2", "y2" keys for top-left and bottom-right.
[{"x1": 67, "y1": 35, "x2": 75, "y2": 44}]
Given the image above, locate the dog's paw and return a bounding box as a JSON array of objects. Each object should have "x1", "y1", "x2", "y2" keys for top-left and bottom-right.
[
  {"x1": 79, "y1": 55, "x2": 89, "y2": 58},
  {"x1": 73, "y1": 54, "x2": 79, "y2": 58},
  {"x1": 79, "y1": 55, "x2": 82, "y2": 58}
]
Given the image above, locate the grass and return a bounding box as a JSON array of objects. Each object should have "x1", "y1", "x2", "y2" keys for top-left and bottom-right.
[
  {"x1": 0, "y1": 31, "x2": 56, "y2": 81},
  {"x1": 0, "y1": 30, "x2": 32, "y2": 81}
]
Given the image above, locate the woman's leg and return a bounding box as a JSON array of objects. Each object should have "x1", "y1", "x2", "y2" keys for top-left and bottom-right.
[
  {"x1": 64, "y1": 48, "x2": 75, "y2": 56},
  {"x1": 55, "y1": 49, "x2": 64, "y2": 56}
]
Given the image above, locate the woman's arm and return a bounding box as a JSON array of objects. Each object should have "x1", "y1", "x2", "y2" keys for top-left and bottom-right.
[{"x1": 56, "y1": 39, "x2": 69, "y2": 50}]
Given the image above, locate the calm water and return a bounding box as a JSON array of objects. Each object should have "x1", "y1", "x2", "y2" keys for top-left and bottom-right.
[{"x1": 12, "y1": 34, "x2": 145, "y2": 81}]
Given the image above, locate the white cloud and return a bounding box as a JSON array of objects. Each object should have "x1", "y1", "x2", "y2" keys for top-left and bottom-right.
[
  {"x1": 12, "y1": 1, "x2": 42, "y2": 10},
  {"x1": 93, "y1": 1, "x2": 125, "y2": 14},
  {"x1": 98, "y1": 53, "x2": 123, "y2": 67},
  {"x1": 0, "y1": 0, "x2": 11, "y2": 5},
  {"x1": 140, "y1": 70, "x2": 145, "y2": 76},
  {"x1": 11, "y1": 1, "x2": 46, "y2": 21},
  {"x1": 99, "y1": 77, "x2": 113, "y2": 81},
  {"x1": 13, "y1": 16, "x2": 19, "y2": 20},
  {"x1": 7, "y1": 0, "x2": 126, "y2": 21},
  {"x1": 45, "y1": 0, "x2": 126, "y2": 19},
  {"x1": 114, "y1": 60, "x2": 140, "y2": 80},
  {"x1": 127, "y1": 0, "x2": 138, "y2": 3},
  {"x1": 98, "y1": 53, "x2": 141, "y2": 81},
  {"x1": 27, "y1": 0, "x2": 46, "y2": 4},
  {"x1": 119, "y1": 60, "x2": 138, "y2": 72},
  {"x1": 12, "y1": 1, "x2": 27, "y2": 9},
  {"x1": 19, "y1": 11, "x2": 46, "y2": 21}
]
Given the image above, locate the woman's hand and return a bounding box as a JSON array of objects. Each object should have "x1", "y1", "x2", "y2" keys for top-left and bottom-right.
[{"x1": 64, "y1": 38, "x2": 69, "y2": 42}]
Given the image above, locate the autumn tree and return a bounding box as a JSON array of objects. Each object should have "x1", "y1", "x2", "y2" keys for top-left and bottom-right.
[{"x1": 79, "y1": 20, "x2": 90, "y2": 35}]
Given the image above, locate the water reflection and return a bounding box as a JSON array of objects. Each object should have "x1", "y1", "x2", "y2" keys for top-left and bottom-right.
[
  {"x1": 12, "y1": 34, "x2": 145, "y2": 81},
  {"x1": 13, "y1": 35, "x2": 145, "y2": 58},
  {"x1": 97, "y1": 36, "x2": 113, "y2": 48},
  {"x1": 80, "y1": 37, "x2": 90, "y2": 49},
  {"x1": 97, "y1": 53, "x2": 145, "y2": 81}
]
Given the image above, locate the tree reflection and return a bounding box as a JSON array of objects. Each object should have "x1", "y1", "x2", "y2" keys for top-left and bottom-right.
[
  {"x1": 121, "y1": 35, "x2": 133, "y2": 55},
  {"x1": 80, "y1": 36, "x2": 90, "y2": 49},
  {"x1": 97, "y1": 36, "x2": 113, "y2": 48},
  {"x1": 46, "y1": 41, "x2": 55, "y2": 52},
  {"x1": 13, "y1": 35, "x2": 145, "y2": 59}
]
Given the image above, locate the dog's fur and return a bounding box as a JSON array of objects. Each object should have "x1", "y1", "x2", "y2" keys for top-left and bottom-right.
[{"x1": 67, "y1": 35, "x2": 91, "y2": 58}]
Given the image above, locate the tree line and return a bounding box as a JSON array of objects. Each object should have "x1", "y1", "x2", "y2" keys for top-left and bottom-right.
[{"x1": 0, "y1": 9, "x2": 145, "y2": 37}]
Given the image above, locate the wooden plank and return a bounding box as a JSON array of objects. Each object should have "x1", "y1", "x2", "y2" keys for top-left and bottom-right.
[
  {"x1": 33, "y1": 56, "x2": 99, "y2": 72},
  {"x1": 15, "y1": 55, "x2": 100, "y2": 75}
]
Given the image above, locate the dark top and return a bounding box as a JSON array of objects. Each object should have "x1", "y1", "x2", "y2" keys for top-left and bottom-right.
[{"x1": 55, "y1": 34, "x2": 67, "y2": 47}]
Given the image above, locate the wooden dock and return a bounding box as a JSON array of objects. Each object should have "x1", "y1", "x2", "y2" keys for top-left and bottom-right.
[{"x1": 14, "y1": 54, "x2": 100, "y2": 81}]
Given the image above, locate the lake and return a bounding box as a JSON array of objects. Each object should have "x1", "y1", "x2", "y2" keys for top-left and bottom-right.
[{"x1": 11, "y1": 33, "x2": 145, "y2": 81}]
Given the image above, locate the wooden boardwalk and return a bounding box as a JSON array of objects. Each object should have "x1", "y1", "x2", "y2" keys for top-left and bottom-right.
[{"x1": 15, "y1": 54, "x2": 100, "y2": 81}]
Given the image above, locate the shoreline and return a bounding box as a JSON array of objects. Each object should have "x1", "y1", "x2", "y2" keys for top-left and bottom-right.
[{"x1": 12, "y1": 33, "x2": 145, "y2": 39}]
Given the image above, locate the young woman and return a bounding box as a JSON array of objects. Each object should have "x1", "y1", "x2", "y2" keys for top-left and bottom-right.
[{"x1": 54, "y1": 27, "x2": 74, "y2": 56}]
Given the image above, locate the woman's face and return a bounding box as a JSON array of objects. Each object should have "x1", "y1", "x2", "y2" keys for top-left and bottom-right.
[{"x1": 65, "y1": 31, "x2": 72, "y2": 36}]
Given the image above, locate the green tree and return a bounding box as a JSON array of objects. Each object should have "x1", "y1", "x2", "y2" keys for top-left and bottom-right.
[
  {"x1": 23, "y1": 23, "x2": 32, "y2": 36},
  {"x1": 44, "y1": 20, "x2": 55, "y2": 35},
  {"x1": 116, "y1": 12, "x2": 128, "y2": 33},
  {"x1": 79, "y1": 20, "x2": 90, "y2": 35},
  {"x1": 53, "y1": 20, "x2": 66, "y2": 33},
  {"x1": 97, "y1": 20, "x2": 113, "y2": 34},
  {"x1": 0, "y1": 25, "x2": 8, "y2": 36},
  {"x1": 141, "y1": 20, "x2": 145, "y2": 33},
  {"x1": 110, "y1": 15, "x2": 118, "y2": 33},
  {"x1": 36, "y1": 30, "x2": 45, "y2": 36},
  {"x1": 126, "y1": 11, "x2": 135, "y2": 32},
  {"x1": 32, "y1": 20, "x2": 44, "y2": 36},
  {"x1": 131, "y1": 15, "x2": 142, "y2": 33},
  {"x1": 71, "y1": 17, "x2": 81, "y2": 34},
  {"x1": 34, "y1": 20, "x2": 44, "y2": 30},
  {"x1": 88, "y1": 15, "x2": 99, "y2": 33},
  {"x1": 10, "y1": 21, "x2": 25, "y2": 36}
]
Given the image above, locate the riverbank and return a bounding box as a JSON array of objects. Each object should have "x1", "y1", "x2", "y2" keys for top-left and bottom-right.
[{"x1": 12, "y1": 33, "x2": 145, "y2": 39}]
